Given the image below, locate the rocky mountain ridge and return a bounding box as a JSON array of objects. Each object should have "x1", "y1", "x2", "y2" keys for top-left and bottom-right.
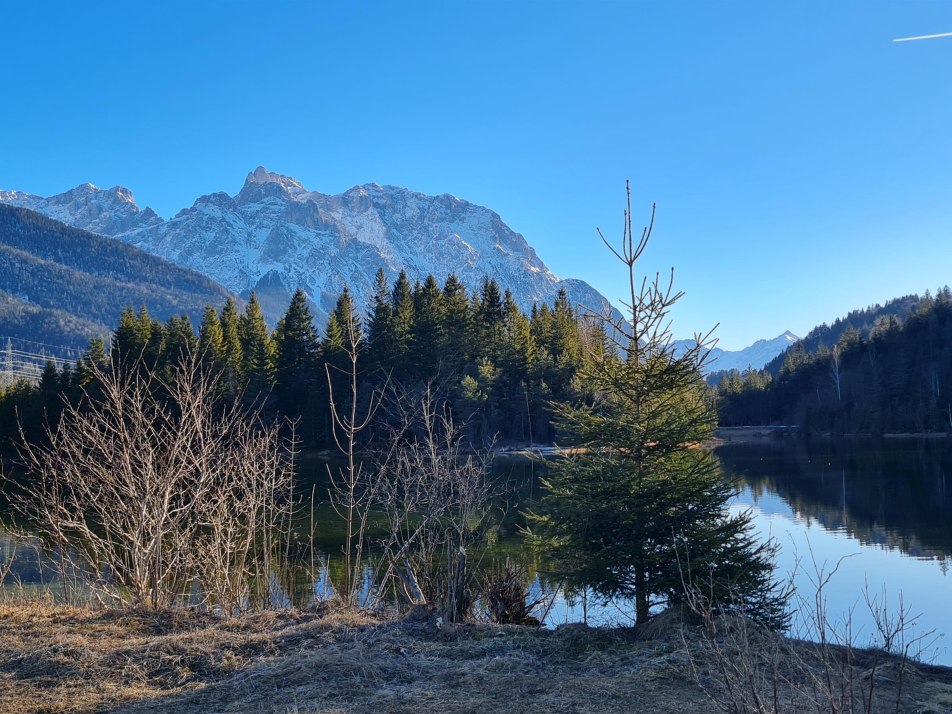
[{"x1": 2, "y1": 168, "x2": 618, "y2": 326}]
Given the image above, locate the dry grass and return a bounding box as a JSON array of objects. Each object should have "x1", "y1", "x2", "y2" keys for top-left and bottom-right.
[{"x1": 1, "y1": 602, "x2": 950, "y2": 713}]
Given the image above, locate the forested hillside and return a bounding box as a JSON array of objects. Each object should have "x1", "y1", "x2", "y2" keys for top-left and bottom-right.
[
  {"x1": 762, "y1": 294, "x2": 921, "y2": 375},
  {"x1": 0, "y1": 204, "x2": 236, "y2": 354},
  {"x1": 718, "y1": 288, "x2": 952, "y2": 433},
  {"x1": 0, "y1": 268, "x2": 601, "y2": 451}
]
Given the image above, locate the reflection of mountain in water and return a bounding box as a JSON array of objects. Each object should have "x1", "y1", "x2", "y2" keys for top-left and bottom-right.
[{"x1": 717, "y1": 439, "x2": 952, "y2": 563}]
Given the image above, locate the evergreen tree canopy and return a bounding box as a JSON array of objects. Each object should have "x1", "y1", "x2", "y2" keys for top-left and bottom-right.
[
  {"x1": 198, "y1": 305, "x2": 225, "y2": 372},
  {"x1": 273, "y1": 289, "x2": 320, "y2": 428},
  {"x1": 238, "y1": 292, "x2": 275, "y2": 398},
  {"x1": 366, "y1": 268, "x2": 395, "y2": 375},
  {"x1": 529, "y1": 185, "x2": 786, "y2": 628},
  {"x1": 219, "y1": 297, "x2": 243, "y2": 395}
]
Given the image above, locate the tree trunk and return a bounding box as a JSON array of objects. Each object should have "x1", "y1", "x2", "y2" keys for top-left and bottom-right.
[{"x1": 635, "y1": 567, "x2": 650, "y2": 625}]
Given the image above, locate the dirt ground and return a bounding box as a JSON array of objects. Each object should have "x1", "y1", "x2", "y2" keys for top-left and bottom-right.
[{"x1": 1, "y1": 602, "x2": 950, "y2": 713}]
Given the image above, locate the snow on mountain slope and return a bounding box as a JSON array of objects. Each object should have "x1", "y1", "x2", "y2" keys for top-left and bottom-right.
[
  {"x1": 674, "y1": 331, "x2": 800, "y2": 374},
  {"x1": 0, "y1": 183, "x2": 163, "y2": 237},
  {"x1": 1, "y1": 167, "x2": 619, "y2": 326}
]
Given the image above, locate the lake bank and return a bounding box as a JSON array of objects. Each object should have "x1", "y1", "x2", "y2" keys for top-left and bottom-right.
[{"x1": 2, "y1": 601, "x2": 951, "y2": 713}]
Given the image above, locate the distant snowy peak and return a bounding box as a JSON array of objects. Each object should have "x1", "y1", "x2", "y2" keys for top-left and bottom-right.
[
  {"x1": 0, "y1": 183, "x2": 161, "y2": 236},
  {"x1": 673, "y1": 331, "x2": 798, "y2": 374},
  {"x1": 0, "y1": 168, "x2": 618, "y2": 327},
  {"x1": 243, "y1": 166, "x2": 306, "y2": 195},
  {"x1": 702, "y1": 331, "x2": 799, "y2": 374}
]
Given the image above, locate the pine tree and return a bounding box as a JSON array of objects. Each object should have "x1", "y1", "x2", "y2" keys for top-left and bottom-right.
[{"x1": 529, "y1": 185, "x2": 786, "y2": 628}]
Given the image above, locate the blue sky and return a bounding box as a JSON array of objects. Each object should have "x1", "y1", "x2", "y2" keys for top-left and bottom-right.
[{"x1": 2, "y1": 1, "x2": 950, "y2": 350}]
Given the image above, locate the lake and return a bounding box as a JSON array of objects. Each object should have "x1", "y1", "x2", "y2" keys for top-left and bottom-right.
[
  {"x1": 719, "y1": 438, "x2": 952, "y2": 666},
  {"x1": 3, "y1": 439, "x2": 951, "y2": 663}
]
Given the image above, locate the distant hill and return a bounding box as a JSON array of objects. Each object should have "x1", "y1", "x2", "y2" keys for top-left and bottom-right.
[
  {"x1": 0, "y1": 204, "x2": 236, "y2": 359},
  {"x1": 717, "y1": 288, "x2": 952, "y2": 433},
  {"x1": 761, "y1": 294, "x2": 921, "y2": 375}
]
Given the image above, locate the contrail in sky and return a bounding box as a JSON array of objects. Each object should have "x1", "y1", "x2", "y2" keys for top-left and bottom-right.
[{"x1": 894, "y1": 31, "x2": 952, "y2": 42}]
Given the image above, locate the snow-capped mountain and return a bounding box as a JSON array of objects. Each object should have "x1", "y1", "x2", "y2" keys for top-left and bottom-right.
[
  {"x1": 0, "y1": 183, "x2": 163, "y2": 237},
  {"x1": 1, "y1": 167, "x2": 619, "y2": 326},
  {"x1": 675, "y1": 331, "x2": 800, "y2": 374}
]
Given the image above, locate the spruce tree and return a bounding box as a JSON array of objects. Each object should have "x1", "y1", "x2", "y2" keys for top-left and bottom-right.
[
  {"x1": 219, "y1": 298, "x2": 243, "y2": 396},
  {"x1": 440, "y1": 273, "x2": 472, "y2": 373},
  {"x1": 390, "y1": 271, "x2": 415, "y2": 372},
  {"x1": 159, "y1": 315, "x2": 196, "y2": 380},
  {"x1": 549, "y1": 288, "x2": 583, "y2": 399},
  {"x1": 75, "y1": 337, "x2": 108, "y2": 388},
  {"x1": 477, "y1": 277, "x2": 504, "y2": 361},
  {"x1": 238, "y1": 292, "x2": 275, "y2": 399},
  {"x1": 198, "y1": 305, "x2": 225, "y2": 373},
  {"x1": 111, "y1": 307, "x2": 149, "y2": 364},
  {"x1": 497, "y1": 289, "x2": 534, "y2": 439},
  {"x1": 366, "y1": 268, "x2": 395, "y2": 376},
  {"x1": 529, "y1": 185, "x2": 786, "y2": 628},
  {"x1": 322, "y1": 287, "x2": 361, "y2": 377},
  {"x1": 273, "y1": 289, "x2": 320, "y2": 435},
  {"x1": 411, "y1": 274, "x2": 445, "y2": 378}
]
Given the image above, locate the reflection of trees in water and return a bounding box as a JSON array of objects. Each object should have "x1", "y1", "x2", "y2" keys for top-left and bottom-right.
[
  {"x1": 717, "y1": 440, "x2": 952, "y2": 561},
  {"x1": 1, "y1": 456, "x2": 557, "y2": 608},
  {"x1": 0, "y1": 526, "x2": 68, "y2": 589}
]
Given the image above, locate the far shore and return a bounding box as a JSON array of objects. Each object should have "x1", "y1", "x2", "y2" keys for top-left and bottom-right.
[{"x1": 714, "y1": 426, "x2": 952, "y2": 444}]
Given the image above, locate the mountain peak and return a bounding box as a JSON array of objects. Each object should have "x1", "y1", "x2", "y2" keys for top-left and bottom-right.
[
  {"x1": 108, "y1": 185, "x2": 137, "y2": 205},
  {"x1": 243, "y1": 166, "x2": 305, "y2": 194},
  {"x1": 0, "y1": 172, "x2": 620, "y2": 329}
]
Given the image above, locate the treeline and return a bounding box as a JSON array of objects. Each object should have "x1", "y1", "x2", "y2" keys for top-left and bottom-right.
[
  {"x1": 1, "y1": 268, "x2": 602, "y2": 452},
  {"x1": 718, "y1": 288, "x2": 952, "y2": 433}
]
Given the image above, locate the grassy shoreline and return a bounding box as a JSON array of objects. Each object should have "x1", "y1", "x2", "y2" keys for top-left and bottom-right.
[{"x1": 2, "y1": 602, "x2": 952, "y2": 713}]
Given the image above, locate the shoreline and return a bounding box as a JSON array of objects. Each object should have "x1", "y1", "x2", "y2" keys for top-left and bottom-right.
[{"x1": 2, "y1": 601, "x2": 951, "y2": 713}]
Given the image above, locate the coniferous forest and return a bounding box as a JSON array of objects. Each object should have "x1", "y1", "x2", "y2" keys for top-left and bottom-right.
[
  {"x1": 0, "y1": 267, "x2": 598, "y2": 454},
  {"x1": 717, "y1": 288, "x2": 952, "y2": 433}
]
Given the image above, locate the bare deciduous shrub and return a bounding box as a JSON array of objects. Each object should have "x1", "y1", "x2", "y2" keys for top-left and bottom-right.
[
  {"x1": 325, "y1": 298, "x2": 385, "y2": 607},
  {"x1": 9, "y1": 351, "x2": 294, "y2": 612},
  {"x1": 483, "y1": 558, "x2": 542, "y2": 625},
  {"x1": 682, "y1": 553, "x2": 935, "y2": 714},
  {"x1": 372, "y1": 383, "x2": 496, "y2": 622}
]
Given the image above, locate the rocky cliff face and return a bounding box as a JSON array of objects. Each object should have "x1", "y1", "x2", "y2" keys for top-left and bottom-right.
[{"x1": 2, "y1": 167, "x2": 618, "y2": 326}]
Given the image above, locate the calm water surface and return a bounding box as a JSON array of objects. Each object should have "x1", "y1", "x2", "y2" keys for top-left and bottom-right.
[
  {"x1": 3, "y1": 439, "x2": 951, "y2": 663},
  {"x1": 719, "y1": 438, "x2": 952, "y2": 665}
]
